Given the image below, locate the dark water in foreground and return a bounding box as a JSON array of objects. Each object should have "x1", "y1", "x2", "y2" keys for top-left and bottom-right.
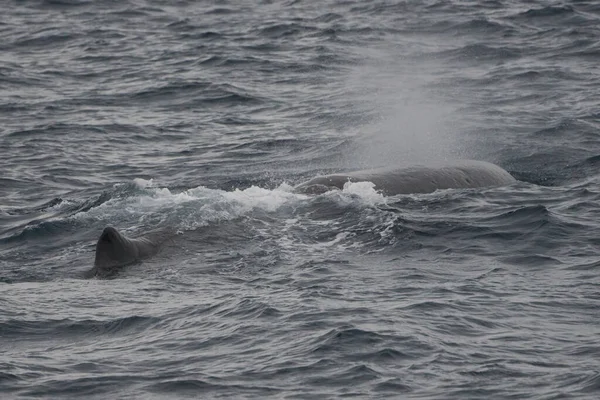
[{"x1": 1, "y1": 0, "x2": 600, "y2": 398}]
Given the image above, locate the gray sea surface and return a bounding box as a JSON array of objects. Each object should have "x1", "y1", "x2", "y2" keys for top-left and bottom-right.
[{"x1": 1, "y1": 0, "x2": 600, "y2": 399}]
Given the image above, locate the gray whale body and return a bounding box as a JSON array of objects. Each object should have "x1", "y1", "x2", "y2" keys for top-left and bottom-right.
[
  {"x1": 88, "y1": 226, "x2": 165, "y2": 278},
  {"x1": 294, "y1": 160, "x2": 516, "y2": 195}
]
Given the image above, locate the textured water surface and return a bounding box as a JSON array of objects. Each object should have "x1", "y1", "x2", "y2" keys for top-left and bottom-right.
[{"x1": 1, "y1": 0, "x2": 600, "y2": 399}]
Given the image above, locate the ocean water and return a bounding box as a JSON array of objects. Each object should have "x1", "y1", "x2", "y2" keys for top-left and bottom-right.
[{"x1": 1, "y1": 0, "x2": 600, "y2": 398}]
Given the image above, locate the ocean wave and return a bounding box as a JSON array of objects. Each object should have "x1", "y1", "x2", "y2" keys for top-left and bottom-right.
[
  {"x1": 0, "y1": 315, "x2": 159, "y2": 339},
  {"x1": 3, "y1": 0, "x2": 600, "y2": 398}
]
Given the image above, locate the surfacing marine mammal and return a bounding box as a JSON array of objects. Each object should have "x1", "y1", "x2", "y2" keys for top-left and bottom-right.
[
  {"x1": 87, "y1": 226, "x2": 167, "y2": 278},
  {"x1": 294, "y1": 160, "x2": 516, "y2": 195}
]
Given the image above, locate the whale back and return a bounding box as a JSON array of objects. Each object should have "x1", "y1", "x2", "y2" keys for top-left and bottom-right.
[
  {"x1": 94, "y1": 226, "x2": 140, "y2": 269},
  {"x1": 295, "y1": 160, "x2": 515, "y2": 195}
]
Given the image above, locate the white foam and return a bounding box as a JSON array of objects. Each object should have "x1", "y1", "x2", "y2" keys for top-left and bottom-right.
[
  {"x1": 137, "y1": 187, "x2": 198, "y2": 207},
  {"x1": 49, "y1": 198, "x2": 76, "y2": 211},
  {"x1": 78, "y1": 175, "x2": 396, "y2": 236},
  {"x1": 341, "y1": 181, "x2": 387, "y2": 205},
  {"x1": 79, "y1": 180, "x2": 311, "y2": 228},
  {"x1": 133, "y1": 178, "x2": 154, "y2": 189},
  {"x1": 221, "y1": 185, "x2": 305, "y2": 213}
]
